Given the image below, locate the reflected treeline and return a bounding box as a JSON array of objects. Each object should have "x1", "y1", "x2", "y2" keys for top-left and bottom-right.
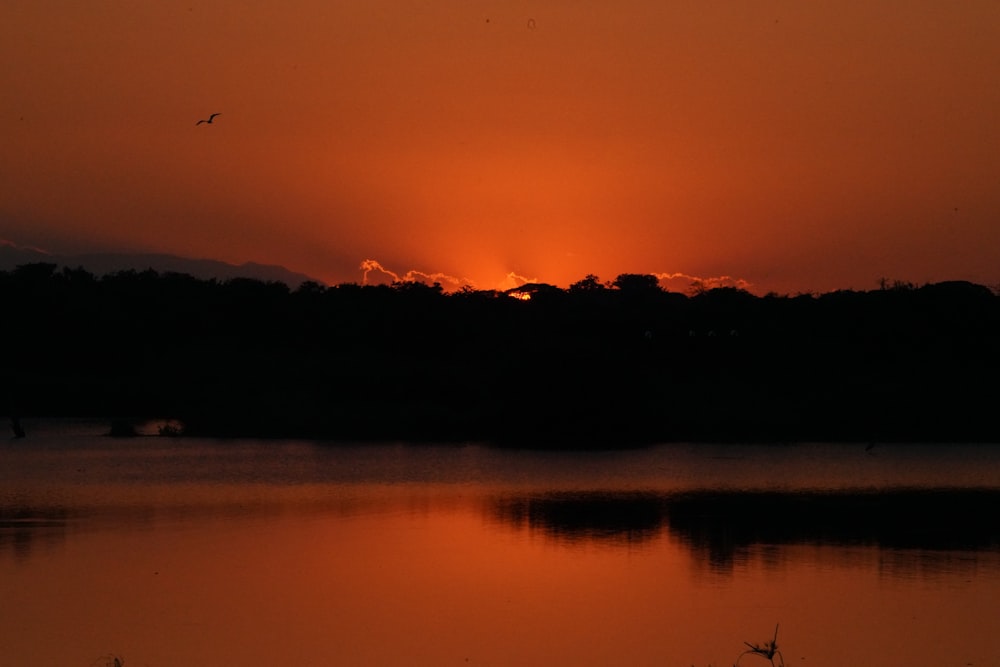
[
  {"x1": 0, "y1": 506, "x2": 70, "y2": 561},
  {"x1": 492, "y1": 491, "x2": 668, "y2": 544},
  {"x1": 488, "y1": 489, "x2": 1000, "y2": 566},
  {"x1": 664, "y1": 488, "x2": 1000, "y2": 568},
  {"x1": 2, "y1": 264, "x2": 999, "y2": 444}
]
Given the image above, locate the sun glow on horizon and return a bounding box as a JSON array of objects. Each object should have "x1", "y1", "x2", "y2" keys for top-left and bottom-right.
[
  {"x1": 358, "y1": 258, "x2": 544, "y2": 293},
  {"x1": 4, "y1": 2, "x2": 1000, "y2": 296},
  {"x1": 357, "y1": 257, "x2": 753, "y2": 294}
]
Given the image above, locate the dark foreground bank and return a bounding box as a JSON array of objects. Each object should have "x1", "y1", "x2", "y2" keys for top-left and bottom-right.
[{"x1": 3, "y1": 265, "x2": 999, "y2": 445}]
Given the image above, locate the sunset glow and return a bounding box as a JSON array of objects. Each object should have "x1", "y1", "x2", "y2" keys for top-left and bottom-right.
[{"x1": 3, "y1": 1, "x2": 999, "y2": 293}]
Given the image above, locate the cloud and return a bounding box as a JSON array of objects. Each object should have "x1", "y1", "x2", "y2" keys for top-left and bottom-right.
[
  {"x1": 0, "y1": 237, "x2": 51, "y2": 254},
  {"x1": 496, "y1": 271, "x2": 539, "y2": 291},
  {"x1": 359, "y1": 259, "x2": 399, "y2": 284},
  {"x1": 359, "y1": 259, "x2": 540, "y2": 292},
  {"x1": 653, "y1": 272, "x2": 752, "y2": 293},
  {"x1": 359, "y1": 259, "x2": 749, "y2": 295},
  {"x1": 359, "y1": 259, "x2": 475, "y2": 290}
]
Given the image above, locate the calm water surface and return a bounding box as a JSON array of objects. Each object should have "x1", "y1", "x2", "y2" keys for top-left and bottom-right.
[{"x1": 2, "y1": 419, "x2": 999, "y2": 666}]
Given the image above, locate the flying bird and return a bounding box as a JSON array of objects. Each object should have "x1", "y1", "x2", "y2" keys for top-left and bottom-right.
[{"x1": 196, "y1": 113, "x2": 221, "y2": 125}]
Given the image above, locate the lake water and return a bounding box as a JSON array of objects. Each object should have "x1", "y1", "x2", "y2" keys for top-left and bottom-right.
[{"x1": 2, "y1": 419, "x2": 999, "y2": 666}]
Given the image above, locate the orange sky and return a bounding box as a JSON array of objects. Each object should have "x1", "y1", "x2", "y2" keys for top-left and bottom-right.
[{"x1": 3, "y1": 1, "x2": 999, "y2": 294}]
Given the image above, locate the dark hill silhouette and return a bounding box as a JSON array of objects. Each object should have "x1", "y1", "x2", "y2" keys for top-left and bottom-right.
[
  {"x1": 0, "y1": 246, "x2": 317, "y2": 289},
  {"x1": 1, "y1": 265, "x2": 997, "y2": 445}
]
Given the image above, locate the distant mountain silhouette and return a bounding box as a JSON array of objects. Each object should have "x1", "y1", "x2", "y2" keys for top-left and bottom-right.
[{"x1": 0, "y1": 245, "x2": 318, "y2": 288}]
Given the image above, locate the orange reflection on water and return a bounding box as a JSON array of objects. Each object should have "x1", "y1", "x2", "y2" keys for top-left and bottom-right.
[
  {"x1": 4, "y1": 435, "x2": 1000, "y2": 666},
  {"x1": 4, "y1": 486, "x2": 1000, "y2": 667}
]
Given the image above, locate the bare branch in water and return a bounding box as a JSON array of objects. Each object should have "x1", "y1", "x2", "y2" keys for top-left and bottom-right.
[{"x1": 735, "y1": 624, "x2": 784, "y2": 667}]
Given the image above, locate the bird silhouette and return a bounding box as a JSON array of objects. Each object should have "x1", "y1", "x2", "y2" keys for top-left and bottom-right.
[{"x1": 196, "y1": 113, "x2": 221, "y2": 125}]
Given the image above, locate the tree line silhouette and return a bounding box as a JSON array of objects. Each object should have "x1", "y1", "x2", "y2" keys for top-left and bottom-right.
[{"x1": 3, "y1": 263, "x2": 999, "y2": 445}]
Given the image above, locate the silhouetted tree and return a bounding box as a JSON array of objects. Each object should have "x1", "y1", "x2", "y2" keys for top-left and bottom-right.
[
  {"x1": 611, "y1": 273, "x2": 661, "y2": 293},
  {"x1": 569, "y1": 274, "x2": 605, "y2": 292},
  {"x1": 1, "y1": 262, "x2": 998, "y2": 444}
]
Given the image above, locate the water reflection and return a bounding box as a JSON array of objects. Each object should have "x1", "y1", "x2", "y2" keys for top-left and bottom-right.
[
  {"x1": 665, "y1": 488, "x2": 1000, "y2": 552},
  {"x1": 0, "y1": 506, "x2": 70, "y2": 561},
  {"x1": 491, "y1": 491, "x2": 667, "y2": 545},
  {"x1": 488, "y1": 488, "x2": 1000, "y2": 573},
  {"x1": 3, "y1": 432, "x2": 1000, "y2": 667}
]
